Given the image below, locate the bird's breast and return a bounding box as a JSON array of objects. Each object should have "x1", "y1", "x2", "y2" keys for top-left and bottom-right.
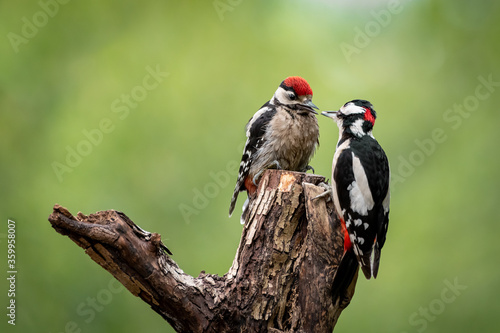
[{"x1": 266, "y1": 109, "x2": 319, "y2": 169}]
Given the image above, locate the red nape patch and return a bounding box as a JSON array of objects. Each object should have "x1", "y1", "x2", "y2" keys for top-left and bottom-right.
[
  {"x1": 244, "y1": 176, "x2": 258, "y2": 196},
  {"x1": 283, "y1": 76, "x2": 313, "y2": 96},
  {"x1": 363, "y1": 107, "x2": 376, "y2": 125},
  {"x1": 340, "y1": 218, "x2": 352, "y2": 252}
]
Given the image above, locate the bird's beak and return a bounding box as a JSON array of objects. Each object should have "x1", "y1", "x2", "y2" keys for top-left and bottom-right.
[
  {"x1": 321, "y1": 110, "x2": 339, "y2": 119},
  {"x1": 302, "y1": 100, "x2": 319, "y2": 114}
]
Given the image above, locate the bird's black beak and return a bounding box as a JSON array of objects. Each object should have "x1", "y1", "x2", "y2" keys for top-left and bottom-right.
[
  {"x1": 321, "y1": 110, "x2": 339, "y2": 119},
  {"x1": 301, "y1": 100, "x2": 319, "y2": 114}
]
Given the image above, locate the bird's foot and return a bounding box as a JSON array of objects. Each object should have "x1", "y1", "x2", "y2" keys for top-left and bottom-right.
[
  {"x1": 252, "y1": 160, "x2": 282, "y2": 185},
  {"x1": 313, "y1": 181, "x2": 332, "y2": 201},
  {"x1": 304, "y1": 165, "x2": 315, "y2": 174}
]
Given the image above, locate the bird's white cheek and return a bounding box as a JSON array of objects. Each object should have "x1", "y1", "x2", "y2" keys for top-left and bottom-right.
[{"x1": 350, "y1": 118, "x2": 365, "y2": 137}]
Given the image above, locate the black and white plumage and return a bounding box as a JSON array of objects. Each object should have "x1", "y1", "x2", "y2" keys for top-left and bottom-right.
[
  {"x1": 322, "y1": 99, "x2": 390, "y2": 294},
  {"x1": 229, "y1": 77, "x2": 320, "y2": 222}
]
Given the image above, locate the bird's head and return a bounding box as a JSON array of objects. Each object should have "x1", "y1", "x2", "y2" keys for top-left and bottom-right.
[
  {"x1": 322, "y1": 99, "x2": 377, "y2": 137},
  {"x1": 273, "y1": 76, "x2": 318, "y2": 114}
]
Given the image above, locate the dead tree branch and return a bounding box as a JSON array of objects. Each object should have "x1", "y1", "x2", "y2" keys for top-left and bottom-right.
[{"x1": 48, "y1": 170, "x2": 357, "y2": 332}]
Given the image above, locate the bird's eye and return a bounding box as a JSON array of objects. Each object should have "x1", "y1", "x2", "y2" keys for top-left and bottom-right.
[{"x1": 288, "y1": 93, "x2": 296, "y2": 100}]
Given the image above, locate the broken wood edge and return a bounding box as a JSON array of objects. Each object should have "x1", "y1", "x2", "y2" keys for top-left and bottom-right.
[{"x1": 48, "y1": 169, "x2": 356, "y2": 332}]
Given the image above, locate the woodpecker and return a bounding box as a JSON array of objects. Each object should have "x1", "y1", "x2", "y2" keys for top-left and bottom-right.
[
  {"x1": 229, "y1": 76, "x2": 320, "y2": 222},
  {"x1": 321, "y1": 99, "x2": 390, "y2": 296}
]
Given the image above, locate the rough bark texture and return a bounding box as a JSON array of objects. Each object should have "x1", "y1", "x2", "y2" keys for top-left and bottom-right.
[{"x1": 48, "y1": 170, "x2": 357, "y2": 333}]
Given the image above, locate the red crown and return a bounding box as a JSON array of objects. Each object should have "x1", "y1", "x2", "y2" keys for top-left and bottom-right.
[
  {"x1": 363, "y1": 107, "x2": 376, "y2": 125},
  {"x1": 283, "y1": 76, "x2": 313, "y2": 96}
]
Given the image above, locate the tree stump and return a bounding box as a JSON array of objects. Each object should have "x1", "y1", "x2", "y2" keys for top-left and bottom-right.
[{"x1": 48, "y1": 169, "x2": 357, "y2": 332}]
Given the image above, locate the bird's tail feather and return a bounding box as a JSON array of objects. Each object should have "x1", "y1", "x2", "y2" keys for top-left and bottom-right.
[
  {"x1": 372, "y1": 244, "x2": 381, "y2": 279},
  {"x1": 228, "y1": 180, "x2": 243, "y2": 217},
  {"x1": 332, "y1": 250, "x2": 359, "y2": 300}
]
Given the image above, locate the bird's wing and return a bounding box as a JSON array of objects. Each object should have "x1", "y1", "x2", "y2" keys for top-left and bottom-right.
[{"x1": 229, "y1": 102, "x2": 276, "y2": 216}]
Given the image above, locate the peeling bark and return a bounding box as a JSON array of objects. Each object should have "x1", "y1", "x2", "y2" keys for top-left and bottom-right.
[{"x1": 48, "y1": 170, "x2": 357, "y2": 332}]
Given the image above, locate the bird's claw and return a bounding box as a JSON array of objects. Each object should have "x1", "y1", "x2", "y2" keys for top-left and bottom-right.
[
  {"x1": 304, "y1": 165, "x2": 315, "y2": 174},
  {"x1": 252, "y1": 160, "x2": 282, "y2": 185},
  {"x1": 313, "y1": 181, "x2": 332, "y2": 201}
]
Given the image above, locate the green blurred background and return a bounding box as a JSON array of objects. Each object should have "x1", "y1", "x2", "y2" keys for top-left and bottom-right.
[{"x1": 1, "y1": 0, "x2": 499, "y2": 332}]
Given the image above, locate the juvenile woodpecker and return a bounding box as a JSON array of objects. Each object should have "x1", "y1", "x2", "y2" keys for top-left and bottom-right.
[
  {"x1": 229, "y1": 76, "x2": 320, "y2": 222},
  {"x1": 321, "y1": 99, "x2": 390, "y2": 296}
]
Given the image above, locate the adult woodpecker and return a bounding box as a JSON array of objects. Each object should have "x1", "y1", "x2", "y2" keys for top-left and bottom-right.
[
  {"x1": 321, "y1": 99, "x2": 390, "y2": 297},
  {"x1": 229, "y1": 76, "x2": 320, "y2": 222}
]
